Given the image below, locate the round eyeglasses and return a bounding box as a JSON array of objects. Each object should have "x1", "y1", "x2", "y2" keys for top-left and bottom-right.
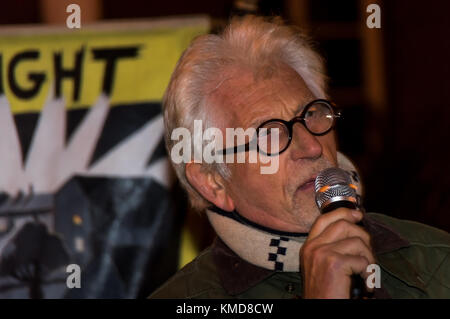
[{"x1": 216, "y1": 99, "x2": 341, "y2": 156}]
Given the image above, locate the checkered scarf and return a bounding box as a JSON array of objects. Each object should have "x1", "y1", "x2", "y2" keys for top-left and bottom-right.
[{"x1": 206, "y1": 152, "x2": 363, "y2": 272}]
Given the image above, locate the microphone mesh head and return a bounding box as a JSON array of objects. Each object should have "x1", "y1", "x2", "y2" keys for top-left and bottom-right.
[{"x1": 314, "y1": 167, "x2": 357, "y2": 210}]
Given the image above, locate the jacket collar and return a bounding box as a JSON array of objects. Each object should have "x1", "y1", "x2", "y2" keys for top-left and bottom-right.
[{"x1": 211, "y1": 213, "x2": 412, "y2": 297}]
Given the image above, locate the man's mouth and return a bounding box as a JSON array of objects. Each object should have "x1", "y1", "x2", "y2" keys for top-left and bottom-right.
[{"x1": 296, "y1": 176, "x2": 317, "y2": 193}]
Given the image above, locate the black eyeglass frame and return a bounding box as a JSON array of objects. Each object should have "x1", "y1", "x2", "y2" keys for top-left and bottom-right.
[{"x1": 216, "y1": 99, "x2": 341, "y2": 157}]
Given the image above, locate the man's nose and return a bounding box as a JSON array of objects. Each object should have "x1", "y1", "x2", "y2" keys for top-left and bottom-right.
[{"x1": 289, "y1": 123, "x2": 323, "y2": 160}]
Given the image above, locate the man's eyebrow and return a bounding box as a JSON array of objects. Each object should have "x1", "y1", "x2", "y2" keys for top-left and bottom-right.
[
  {"x1": 248, "y1": 117, "x2": 268, "y2": 129},
  {"x1": 247, "y1": 98, "x2": 314, "y2": 128},
  {"x1": 295, "y1": 103, "x2": 304, "y2": 115},
  {"x1": 296, "y1": 97, "x2": 315, "y2": 114}
]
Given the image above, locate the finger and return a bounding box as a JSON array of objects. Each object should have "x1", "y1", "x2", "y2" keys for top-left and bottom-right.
[
  {"x1": 308, "y1": 208, "x2": 363, "y2": 240},
  {"x1": 337, "y1": 252, "x2": 376, "y2": 293},
  {"x1": 313, "y1": 220, "x2": 372, "y2": 249},
  {"x1": 341, "y1": 255, "x2": 371, "y2": 278},
  {"x1": 324, "y1": 237, "x2": 376, "y2": 265}
]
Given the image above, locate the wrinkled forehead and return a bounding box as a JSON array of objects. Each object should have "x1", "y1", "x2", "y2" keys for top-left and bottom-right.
[{"x1": 203, "y1": 63, "x2": 313, "y2": 130}]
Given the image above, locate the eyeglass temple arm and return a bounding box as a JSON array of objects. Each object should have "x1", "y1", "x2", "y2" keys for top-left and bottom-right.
[{"x1": 215, "y1": 139, "x2": 258, "y2": 155}]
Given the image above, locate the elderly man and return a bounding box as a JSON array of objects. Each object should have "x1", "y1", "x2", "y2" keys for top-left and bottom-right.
[{"x1": 150, "y1": 16, "x2": 450, "y2": 298}]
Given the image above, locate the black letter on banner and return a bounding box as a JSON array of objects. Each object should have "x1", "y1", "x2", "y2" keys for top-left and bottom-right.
[
  {"x1": 8, "y1": 50, "x2": 46, "y2": 99},
  {"x1": 92, "y1": 47, "x2": 139, "y2": 95},
  {"x1": 54, "y1": 48, "x2": 85, "y2": 101}
]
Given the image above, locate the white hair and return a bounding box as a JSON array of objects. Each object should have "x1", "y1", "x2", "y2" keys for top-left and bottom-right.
[{"x1": 163, "y1": 15, "x2": 328, "y2": 211}]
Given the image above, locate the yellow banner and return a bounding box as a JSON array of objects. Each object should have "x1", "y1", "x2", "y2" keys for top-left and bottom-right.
[{"x1": 0, "y1": 17, "x2": 209, "y2": 114}]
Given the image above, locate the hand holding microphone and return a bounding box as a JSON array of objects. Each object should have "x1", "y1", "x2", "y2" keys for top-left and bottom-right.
[{"x1": 300, "y1": 168, "x2": 376, "y2": 299}]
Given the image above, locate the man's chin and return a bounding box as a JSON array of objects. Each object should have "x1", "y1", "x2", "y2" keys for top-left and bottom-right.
[{"x1": 291, "y1": 200, "x2": 321, "y2": 232}]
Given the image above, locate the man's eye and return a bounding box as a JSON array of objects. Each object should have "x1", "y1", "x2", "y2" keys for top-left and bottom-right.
[
  {"x1": 306, "y1": 110, "x2": 316, "y2": 117},
  {"x1": 305, "y1": 106, "x2": 320, "y2": 117}
]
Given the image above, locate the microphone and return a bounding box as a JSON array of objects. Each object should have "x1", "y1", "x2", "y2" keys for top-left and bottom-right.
[
  {"x1": 314, "y1": 167, "x2": 369, "y2": 299},
  {"x1": 314, "y1": 167, "x2": 358, "y2": 214}
]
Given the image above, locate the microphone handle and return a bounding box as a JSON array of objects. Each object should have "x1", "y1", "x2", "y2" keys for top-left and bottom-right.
[
  {"x1": 320, "y1": 200, "x2": 372, "y2": 299},
  {"x1": 321, "y1": 200, "x2": 357, "y2": 214},
  {"x1": 350, "y1": 274, "x2": 367, "y2": 299}
]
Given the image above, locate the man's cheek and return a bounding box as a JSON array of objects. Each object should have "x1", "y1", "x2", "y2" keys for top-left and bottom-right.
[{"x1": 259, "y1": 154, "x2": 280, "y2": 175}]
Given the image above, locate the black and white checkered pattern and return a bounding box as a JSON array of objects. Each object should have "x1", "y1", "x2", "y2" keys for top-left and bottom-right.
[{"x1": 268, "y1": 237, "x2": 290, "y2": 271}]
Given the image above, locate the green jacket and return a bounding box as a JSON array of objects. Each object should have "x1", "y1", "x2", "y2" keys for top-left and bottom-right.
[{"x1": 150, "y1": 213, "x2": 450, "y2": 299}]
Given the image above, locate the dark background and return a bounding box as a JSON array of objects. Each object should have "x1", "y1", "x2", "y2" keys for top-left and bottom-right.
[{"x1": 1, "y1": 0, "x2": 449, "y2": 236}]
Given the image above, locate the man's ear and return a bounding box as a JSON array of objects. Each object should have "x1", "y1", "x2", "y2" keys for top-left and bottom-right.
[{"x1": 185, "y1": 162, "x2": 235, "y2": 212}]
